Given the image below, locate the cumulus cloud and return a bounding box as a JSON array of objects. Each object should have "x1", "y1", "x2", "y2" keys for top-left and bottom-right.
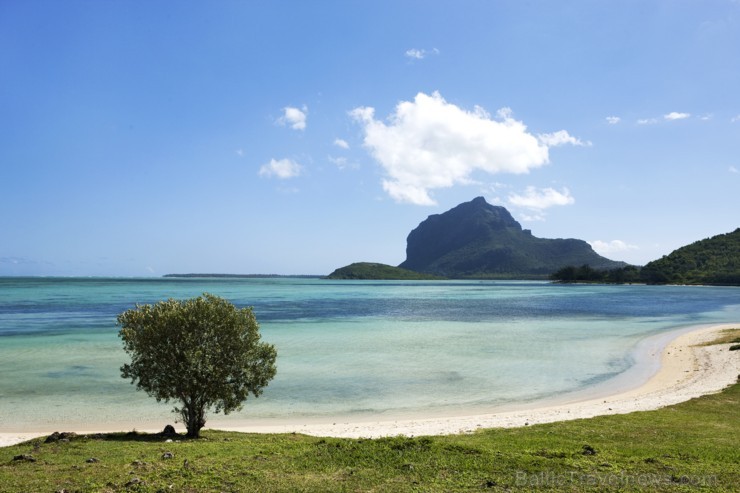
[
  {"x1": 259, "y1": 158, "x2": 302, "y2": 179},
  {"x1": 538, "y1": 130, "x2": 591, "y2": 147},
  {"x1": 405, "y1": 48, "x2": 439, "y2": 60},
  {"x1": 589, "y1": 240, "x2": 638, "y2": 255},
  {"x1": 333, "y1": 138, "x2": 350, "y2": 149},
  {"x1": 637, "y1": 118, "x2": 658, "y2": 125},
  {"x1": 350, "y1": 91, "x2": 584, "y2": 205},
  {"x1": 278, "y1": 105, "x2": 308, "y2": 130},
  {"x1": 664, "y1": 111, "x2": 690, "y2": 121},
  {"x1": 507, "y1": 186, "x2": 575, "y2": 210},
  {"x1": 606, "y1": 116, "x2": 621, "y2": 124}
]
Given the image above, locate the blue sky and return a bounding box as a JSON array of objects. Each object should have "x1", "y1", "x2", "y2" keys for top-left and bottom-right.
[{"x1": 2, "y1": 1, "x2": 739, "y2": 276}]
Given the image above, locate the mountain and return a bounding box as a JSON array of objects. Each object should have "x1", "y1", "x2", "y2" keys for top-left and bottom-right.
[
  {"x1": 398, "y1": 197, "x2": 626, "y2": 278},
  {"x1": 325, "y1": 262, "x2": 445, "y2": 280},
  {"x1": 640, "y1": 228, "x2": 740, "y2": 285}
]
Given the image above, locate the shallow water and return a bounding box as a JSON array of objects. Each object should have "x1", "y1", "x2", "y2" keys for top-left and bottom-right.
[{"x1": 1, "y1": 277, "x2": 738, "y2": 431}]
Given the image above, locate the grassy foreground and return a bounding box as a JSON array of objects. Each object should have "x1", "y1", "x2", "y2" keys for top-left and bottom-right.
[{"x1": 1, "y1": 379, "x2": 738, "y2": 492}]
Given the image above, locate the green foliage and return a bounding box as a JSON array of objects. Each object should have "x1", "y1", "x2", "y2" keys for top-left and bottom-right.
[
  {"x1": 552, "y1": 228, "x2": 740, "y2": 286},
  {"x1": 2, "y1": 383, "x2": 739, "y2": 491},
  {"x1": 118, "y1": 294, "x2": 277, "y2": 438},
  {"x1": 326, "y1": 262, "x2": 445, "y2": 280},
  {"x1": 641, "y1": 228, "x2": 740, "y2": 285},
  {"x1": 551, "y1": 264, "x2": 642, "y2": 283}
]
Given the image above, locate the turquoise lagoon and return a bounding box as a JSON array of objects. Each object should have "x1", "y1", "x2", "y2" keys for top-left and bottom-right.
[{"x1": 1, "y1": 277, "x2": 739, "y2": 432}]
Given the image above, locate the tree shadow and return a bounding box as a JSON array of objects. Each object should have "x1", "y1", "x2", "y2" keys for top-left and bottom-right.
[
  {"x1": 90, "y1": 430, "x2": 190, "y2": 443},
  {"x1": 39, "y1": 428, "x2": 195, "y2": 444}
]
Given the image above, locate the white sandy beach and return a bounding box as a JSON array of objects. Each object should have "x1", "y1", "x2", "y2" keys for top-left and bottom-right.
[{"x1": 2, "y1": 323, "x2": 738, "y2": 447}]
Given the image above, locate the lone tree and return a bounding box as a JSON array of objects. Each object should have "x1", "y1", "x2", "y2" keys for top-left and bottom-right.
[{"x1": 118, "y1": 293, "x2": 277, "y2": 438}]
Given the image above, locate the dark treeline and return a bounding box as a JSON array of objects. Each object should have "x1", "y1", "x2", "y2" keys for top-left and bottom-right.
[{"x1": 550, "y1": 264, "x2": 643, "y2": 283}]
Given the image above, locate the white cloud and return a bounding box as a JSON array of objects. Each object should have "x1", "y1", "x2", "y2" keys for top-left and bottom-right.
[
  {"x1": 405, "y1": 48, "x2": 439, "y2": 60},
  {"x1": 259, "y1": 158, "x2": 302, "y2": 179},
  {"x1": 278, "y1": 106, "x2": 308, "y2": 130},
  {"x1": 507, "y1": 186, "x2": 575, "y2": 210},
  {"x1": 328, "y1": 155, "x2": 358, "y2": 170},
  {"x1": 405, "y1": 48, "x2": 425, "y2": 59},
  {"x1": 732, "y1": 115, "x2": 740, "y2": 123},
  {"x1": 333, "y1": 138, "x2": 350, "y2": 149},
  {"x1": 606, "y1": 116, "x2": 621, "y2": 124},
  {"x1": 664, "y1": 111, "x2": 690, "y2": 121},
  {"x1": 329, "y1": 156, "x2": 347, "y2": 169},
  {"x1": 637, "y1": 118, "x2": 658, "y2": 125},
  {"x1": 350, "y1": 91, "x2": 577, "y2": 205},
  {"x1": 730, "y1": 165, "x2": 739, "y2": 174},
  {"x1": 538, "y1": 130, "x2": 591, "y2": 147},
  {"x1": 588, "y1": 240, "x2": 638, "y2": 255}
]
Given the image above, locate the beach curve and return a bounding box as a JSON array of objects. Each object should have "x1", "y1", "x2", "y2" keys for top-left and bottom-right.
[{"x1": 2, "y1": 323, "x2": 738, "y2": 447}]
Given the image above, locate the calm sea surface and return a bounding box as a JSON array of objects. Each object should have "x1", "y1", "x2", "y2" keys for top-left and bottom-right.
[{"x1": 1, "y1": 277, "x2": 739, "y2": 431}]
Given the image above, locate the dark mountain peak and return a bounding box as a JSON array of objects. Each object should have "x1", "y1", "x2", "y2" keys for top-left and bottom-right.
[
  {"x1": 449, "y1": 196, "x2": 521, "y2": 229},
  {"x1": 400, "y1": 197, "x2": 522, "y2": 272},
  {"x1": 399, "y1": 197, "x2": 625, "y2": 278},
  {"x1": 419, "y1": 197, "x2": 521, "y2": 236}
]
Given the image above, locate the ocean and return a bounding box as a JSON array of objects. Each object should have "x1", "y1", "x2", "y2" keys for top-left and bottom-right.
[{"x1": 1, "y1": 277, "x2": 739, "y2": 432}]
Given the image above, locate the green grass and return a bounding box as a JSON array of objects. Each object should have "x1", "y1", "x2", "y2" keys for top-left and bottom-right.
[
  {"x1": 3, "y1": 334, "x2": 738, "y2": 492},
  {"x1": 2, "y1": 381, "x2": 739, "y2": 492}
]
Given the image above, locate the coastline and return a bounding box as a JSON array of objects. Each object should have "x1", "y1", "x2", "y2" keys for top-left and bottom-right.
[{"x1": 2, "y1": 323, "x2": 738, "y2": 447}]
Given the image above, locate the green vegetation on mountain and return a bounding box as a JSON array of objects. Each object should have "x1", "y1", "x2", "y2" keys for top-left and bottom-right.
[
  {"x1": 326, "y1": 262, "x2": 445, "y2": 280},
  {"x1": 399, "y1": 197, "x2": 625, "y2": 279},
  {"x1": 552, "y1": 228, "x2": 740, "y2": 285},
  {"x1": 640, "y1": 228, "x2": 740, "y2": 285}
]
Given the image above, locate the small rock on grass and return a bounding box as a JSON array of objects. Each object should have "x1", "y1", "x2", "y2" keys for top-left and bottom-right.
[
  {"x1": 13, "y1": 454, "x2": 36, "y2": 462},
  {"x1": 125, "y1": 477, "x2": 144, "y2": 487},
  {"x1": 582, "y1": 445, "x2": 597, "y2": 455},
  {"x1": 45, "y1": 432, "x2": 77, "y2": 443}
]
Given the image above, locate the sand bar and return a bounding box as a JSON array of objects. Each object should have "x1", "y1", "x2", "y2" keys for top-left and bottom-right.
[{"x1": 2, "y1": 323, "x2": 738, "y2": 447}]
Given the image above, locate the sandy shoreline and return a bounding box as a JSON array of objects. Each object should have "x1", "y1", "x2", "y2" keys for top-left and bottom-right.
[{"x1": 2, "y1": 323, "x2": 738, "y2": 447}]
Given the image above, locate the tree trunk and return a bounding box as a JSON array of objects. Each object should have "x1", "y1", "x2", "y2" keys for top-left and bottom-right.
[{"x1": 182, "y1": 399, "x2": 206, "y2": 438}]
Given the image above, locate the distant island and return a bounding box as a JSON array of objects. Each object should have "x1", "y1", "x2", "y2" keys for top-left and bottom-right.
[
  {"x1": 164, "y1": 274, "x2": 322, "y2": 279},
  {"x1": 326, "y1": 262, "x2": 445, "y2": 280},
  {"x1": 330, "y1": 197, "x2": 626, "y2": 280}
]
